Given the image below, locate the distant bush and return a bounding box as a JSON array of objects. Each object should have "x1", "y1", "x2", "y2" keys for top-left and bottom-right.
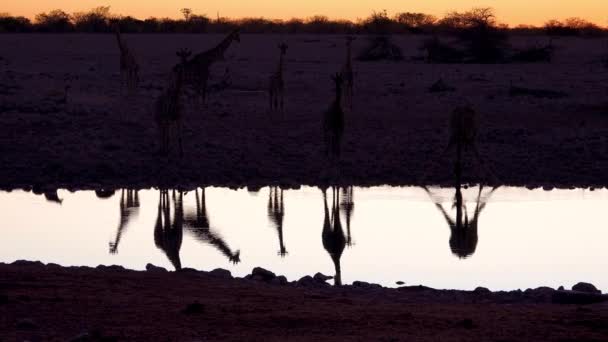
[
  {"x1": 440, "y1": 8, "x2": 509, "y2": 63},
  {"x1": 0, "y1": 7, "x2": 606, "y2": 35},
  {"x1": 35, "y1": 10, "x2": 73, "y2": 32},
  {"x1": 0, "y1": 13, "x2": 31, "y2": 32},
  {"x1": 357, "y1": 36, "x2": 403, "y2": 61},
  {"x1": 544, "y1": 18, "x2": 603, "y2": 37},
  {"x1": 72, "y1": 6, "x2": 113, "y2": 32},
  {"x1": 394, "y1": 12, "x2": 437, "y2": 33}
]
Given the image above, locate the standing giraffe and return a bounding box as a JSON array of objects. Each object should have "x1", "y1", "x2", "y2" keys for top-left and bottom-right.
[
  {"x1": 268, "y1": 43, "x2": 288, "y2": 113},
  {"x1": 322, "y1": 187, "x2": 346, "y2": 286},
  {"x1": 114, "y1": 25, "x2": 139, "y2": 96},
  {"x1": 420, "y1": 105, "x2": 499, "y2": 184},
  {"x1": 267, "y1": 186, "x2": 287, "y2": 257},
  {"x1": 155, "y1": 48, "x2": 191, "y2": 157},
  {"x1": 341, "y1": 36, "x2": 356, "y2": 109},
  {"x1": 323, "y1": 73, "x2": 345, "y2": 162},
  {"x1": 179, "y1": 29, "x2": 240, "y2": 105},
  {"x1": 109, "y1": 189, "x2": 140, "y2": 254}
]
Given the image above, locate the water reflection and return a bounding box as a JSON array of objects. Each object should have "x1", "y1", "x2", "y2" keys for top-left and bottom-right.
[
  {"x1": 154, "y1": 190, "x2": 184, "y2": 270},
  {"x1": 424, "y1": 185, "x2": 496, "y2": 258},
  {"x1": 183, "y1": 188, "x2": 241, "y2": 265},
  {"x1": 109, "y1": 189, "x2": 140, "y2": 254},
  {"x1": 340, "y1": 186, "x2": 355, "y2": 247},
  {"x1": 268, "y1": 186, "x2": 287, "y2": 257},
  {"x1": 2, "y1": 186, "x2": 606, "y2": 290},
  {"x1": 322, "y1": 187, "x2": 346, "y2": 286}
]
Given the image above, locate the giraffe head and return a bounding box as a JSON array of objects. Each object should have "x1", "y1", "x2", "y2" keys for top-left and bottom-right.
[
  {"x1": 176, "y1": 48, "x2": 192, "y2": 64},
  {"x1": 278, "y1": 43, "x2": 288, "y2": 55},
  {"x1": 231, "y1": 29, "x2": 241, "y2": 42}
]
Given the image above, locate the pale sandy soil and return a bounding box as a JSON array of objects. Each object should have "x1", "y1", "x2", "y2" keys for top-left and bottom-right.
[
  {"x1": 1, "y1": 262, "x2": 608, "y2": 341},
  {"x1": 1, "y1": 34, "x2": 608, "y2": 190}
]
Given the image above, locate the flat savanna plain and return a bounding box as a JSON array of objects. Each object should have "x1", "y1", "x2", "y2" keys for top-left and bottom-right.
[{"x1": 1, "y1": 34, "x2": 608, "y2": 189}]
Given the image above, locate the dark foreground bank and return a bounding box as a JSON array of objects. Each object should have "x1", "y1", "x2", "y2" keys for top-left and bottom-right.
[{"x1": 1, "y1": 261, "x2": 607, "y2": 341}]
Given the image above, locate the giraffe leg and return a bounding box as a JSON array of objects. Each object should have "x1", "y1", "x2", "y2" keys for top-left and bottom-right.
[{"x1": 177, "y1": 121, "x2": 184, "y2": 158}]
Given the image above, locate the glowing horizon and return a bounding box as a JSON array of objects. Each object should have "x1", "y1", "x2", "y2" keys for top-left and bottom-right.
[{"x1": 3, "y1": 0, "x2": 608, "y2": 27}]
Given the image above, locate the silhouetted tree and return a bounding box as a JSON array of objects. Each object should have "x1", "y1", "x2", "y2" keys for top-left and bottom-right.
[
  {"x1": 394, "y1": 12, "x2": 436, "y2": 33},
  {"x1": 34, "y1": 10, "x2": 73, "y2": 32},
  {"x1": 72, "y1": 6, "x2": 112, "y2": 32},
  {"x1": 440, "y1": 7, "x2": 508, "y2": 63},
  {"x1": 181, "y1": 8, "x2": 193, "y2": 21},
  {"x1": 0, "y1": 13, "x2": 31, "y2": 32}
]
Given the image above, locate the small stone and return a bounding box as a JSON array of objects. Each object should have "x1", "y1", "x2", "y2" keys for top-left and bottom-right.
[
  {"x1": 209, "y1": 268, "x2": 232, "y2": 279},
  {"x1": 297, "y1": 276, "x2": 315, "y2": 286},
  {"x1": 145, "y1": 264, "x2": 167, "y2": 273},
  {"x1": 270, "y1": 276, "x2": 288, "y2": 285},
  {"x1": 252, "y1": 267, "x2": 276, "y2": 282},
  {"x1": 96, "y1": 265, "x2": 125, "y2": 272},
  {"x1": 16, "y1": 318, "x2": 38, "y2": 330},
  {"x1": 572, "y1": 282, "x2": 601, "y2": 294},
  {"x1": 558, "y1": 286, "x2": 565, "y2": 291},
  {"x1": 396, "y1": 281, "x2": 405, "y2": 286},
  {"x1": 182, "y1": 302, "x2": 205, "y2": 315},
  {"x1": 474, "y1": 287, "x2": 491, "y2": 294},
  {"x1": 12, "y1": 260, "x2": 44, "y2": 267},
  {"x1": 353, "y1": 281, "x2": 370, "y2": 288},
  {"x1": 313, "y1": 272, "x2": 333, "y2": 283}
]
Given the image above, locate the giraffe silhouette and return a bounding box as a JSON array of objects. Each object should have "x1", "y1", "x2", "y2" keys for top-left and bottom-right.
[
  {"x1": 155, "y1": 48, "x2": 190, "y2": 157},
  {"x1": 322, "y1": 187, "x2": 347, "y2": 286},
  {"x1": 179, "y1": 30, "x2": 240, "y2": 106},
  {"x1": 153, "y1": 190, "x2": 184, "y2": 270},
  {"x1": 114, "y1": 24, "x2": 139, "y2": 96},
  {"x1": 267, "y1": 186, "x2": 287, "y2": 257},
  {"x1": 420, "y1": 105, "x2": 499, "y2": 185},
  {"x1": 183, "y1": 188, "x2": 241, "y2": 264},
  {"x1": 268, "y1": 43, "x2": 288, "y2": 113},
  {"x1": 323, "y1": 73, "x2": 345, "y2": 164},
  {"x1": 109, "y1": 189, "x2": 140, "y2": 254},
  {"x1": 339, "y1": 186, "x2": 355, "y2": 247}
]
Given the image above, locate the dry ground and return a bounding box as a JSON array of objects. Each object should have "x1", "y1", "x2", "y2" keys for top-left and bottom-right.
[
  {"x1": 1, "y1": 262, "x2": 608, "y2": 341},
  {"x1": 1, "y1": 34, "x2": 608, "y2": 190}
]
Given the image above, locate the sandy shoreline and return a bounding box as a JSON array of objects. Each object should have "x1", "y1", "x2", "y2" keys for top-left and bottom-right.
[{"x1": 1, "y1": 261, "x2": 607, "y2": 341}]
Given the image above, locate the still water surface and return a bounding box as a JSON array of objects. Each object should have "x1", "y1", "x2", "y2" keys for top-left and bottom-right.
[{"x1": 1, "y1": 186, "x2": 606, "y2": 291}]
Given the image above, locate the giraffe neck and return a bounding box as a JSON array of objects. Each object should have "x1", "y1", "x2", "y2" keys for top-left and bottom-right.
[
  {"x1": 205, "y1": 31, "x2": 237, "y2": 62},
  {"x1": 335, "y1": 85, "x2": 342, "y2": 104},
  {"x1": 345, "y1": 44, "x2": 352, "y2": 66},
  {"x1": 115, "y1": 30, "x2": 126, "y2": 54},
  {"x1": 277, "y1": 53, "x2": 285, "y2": 77}
]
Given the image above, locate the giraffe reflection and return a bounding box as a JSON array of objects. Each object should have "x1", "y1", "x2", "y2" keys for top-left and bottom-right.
[
  {"x1": 268, "y1": 186, "x2": 287, "y2": 257},
  {"x1": 322, "y1": 187, "x2": 346, "y2": 286},
  {"x1": 183, "y1": 188, "x2": 241, "y2": 264},
  {"x1": 109, "y1": 189, "x2": 140, "y2": 254},
  {"x1": 423, "y1": 140, "x2": 498, "y2": 258},
  {"x1": 154, "y1": 190, "x2": 184, "y2": 270},
  {"x1": 339, "y1": 186, "x2": 355, "y2": 247}
]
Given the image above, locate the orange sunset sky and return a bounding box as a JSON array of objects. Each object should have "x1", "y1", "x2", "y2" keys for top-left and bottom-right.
[{"x1": 3, "y1": 0, "x2": 608, "y2": 26}]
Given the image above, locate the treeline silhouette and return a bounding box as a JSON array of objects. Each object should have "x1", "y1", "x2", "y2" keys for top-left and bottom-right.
[{"x1": 0, "y1": 6, "x2": 605, "y2": 36}]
